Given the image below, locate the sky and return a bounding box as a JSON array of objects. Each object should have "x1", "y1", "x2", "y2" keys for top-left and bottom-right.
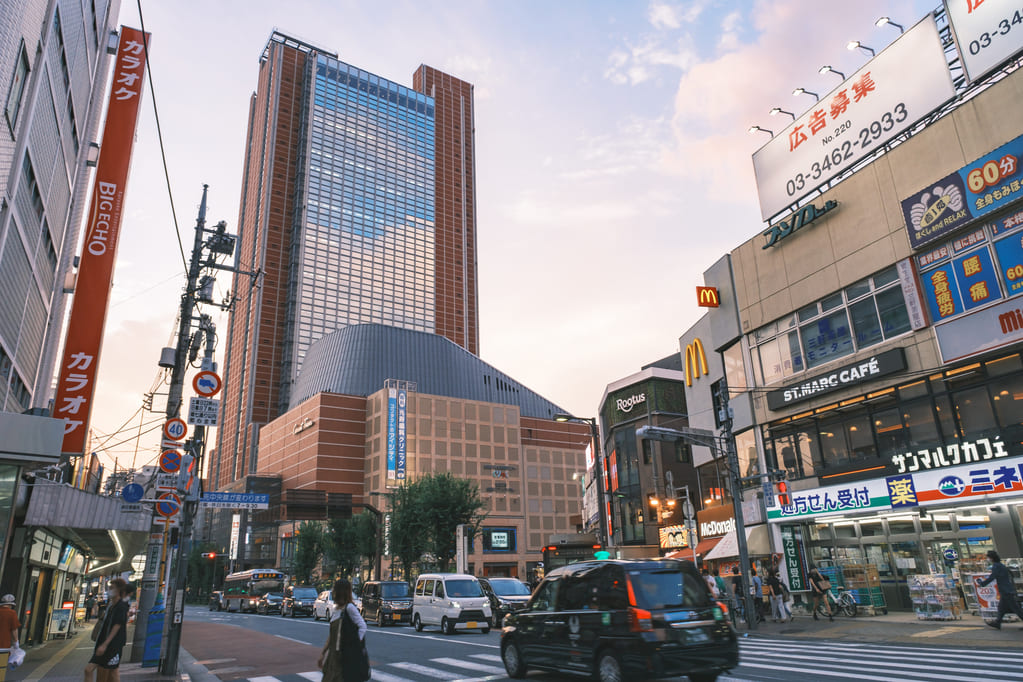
[{"x1": 88, "y1": 0, "x2": 935, "y2": 475}]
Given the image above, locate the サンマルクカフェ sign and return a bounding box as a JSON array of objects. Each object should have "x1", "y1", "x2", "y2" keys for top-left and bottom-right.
[
  {"x1": 890, "y1": 436, "x2": 1009, "y2": 474},
  {"x1": 766, "y1": 348, "x2": 907, "y2": 410},
  {"x1": 761, "y1": 200, "x2": 838, "y2": 249}
]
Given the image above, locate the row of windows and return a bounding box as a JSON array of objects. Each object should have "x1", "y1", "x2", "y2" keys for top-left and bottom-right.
[
  {"x1": 765, "y1": 353, "x2": 1023, "y2": 480},
  {"x1": 750, "y1": 265, "x2": 912, "y2": 385}
]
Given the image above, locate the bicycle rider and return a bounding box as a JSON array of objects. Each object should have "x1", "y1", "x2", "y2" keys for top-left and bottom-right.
[{"x1": 809, "y1": 565, "x2": 833, "y2": 622}]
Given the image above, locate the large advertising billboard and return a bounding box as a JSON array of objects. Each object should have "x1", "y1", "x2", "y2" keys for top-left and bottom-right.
[
  {"x1": 945, "y1": 0, "x2": 1023, "y2": 84},
  {"x1": 752, "y1": 16, "x2": 955, "y2": 221},
  {"x1": 54, "y1": 27, "x2": 149, "y2": 455}
]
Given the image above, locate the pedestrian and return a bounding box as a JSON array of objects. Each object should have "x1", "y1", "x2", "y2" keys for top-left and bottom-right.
[
  {"x1": 701, "y1": 568, "x2": 719, "y2": 597},
  {"x1": 0, "y1": 594, "x2": 21, "y2": 657},
  {"x1": 808, "y1": 565, "x2": 833, "y2": 622},
  {"x1": 85, "y1": 578, "x2": 129, "y2": 682},
  {"x1": 84, "y1": 593, "x2": 96, "y2": 622},
  {"x1": 979, "y1": 550, "x2": 1023, "y2": 629},
  {"x1": 749, "y1": 567, "x2": 765, "y2": 623},
  {"x1": 713, "y1": 568, "x2": 727, "y2": 598},
  {"x1": 766, "y1": 569, "x2": 791, "y2": 623},
  {"x1": 729, "y1": 566, "x2": 744, "y2": 619},
  {"x1": 318, "y1": 578, "x2": 369, "y2": 682}
]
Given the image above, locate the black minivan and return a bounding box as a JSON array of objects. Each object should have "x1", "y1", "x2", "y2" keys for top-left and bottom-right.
[
  {"x1": 361, "y1": 580, "x2": 413, "y2": 626},
  {"x1": 500, "y1": 559, "x2": 737, "y2": 682}
]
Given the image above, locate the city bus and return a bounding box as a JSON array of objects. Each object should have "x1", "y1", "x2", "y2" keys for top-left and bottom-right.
[
  {"x1": 222, "y1": 569, "x2": 287, "y2": 613},
  {"x1": 541, "y1": 533, "x2": 603, "y2": 575}
]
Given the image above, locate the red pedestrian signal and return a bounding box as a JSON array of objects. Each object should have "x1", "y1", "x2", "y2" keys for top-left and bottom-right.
[
  {"x1": 776, "y1": 480, "x2": 791, "y2": 507},
  {"x1": 202, "y1": 552, "x2": 217, "y2": 559}
]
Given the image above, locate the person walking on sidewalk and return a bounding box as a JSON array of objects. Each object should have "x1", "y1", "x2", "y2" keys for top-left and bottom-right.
[
  {"x1": 84, "y1": 594, "x2": 96, "y2": 622},
  {"x1": 85, "y1": 578, "x2": 129, "y2": 682},
  {"x1": 766, "y1": 569, "x2": 791, "y2": 623},
  {"x1": 750, "y1": 567, "x2": 765, "y2": 624},
  {"x1": 809, "y1": 566, "x2": 833, "y2": 622},
  {"x1": 0, "y1": 593, "x2": 21, "y2": 655},
  {"x1": 979, "y1": 550, "x2": 1023, "y2": 629}
]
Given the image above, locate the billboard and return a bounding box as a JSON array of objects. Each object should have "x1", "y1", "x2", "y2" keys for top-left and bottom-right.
[
  {"x1": 54, "y1": 27, "x2": 150, "y2": 455},
  {"x1": 945, "y1": 0, "x2": 1023, "y2": 84},
  {"x1": 752, "y1": 16, "x2": 955, "y2": 221},
  {"x1": 386, "y1": 388, "x2": 397, "y2": 481},
  {"x1": 396, "y1": 388, "x2": 407, "y2": 480}
]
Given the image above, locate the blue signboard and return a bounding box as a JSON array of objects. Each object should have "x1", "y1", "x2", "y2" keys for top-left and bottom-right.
[
  {"x1": 952, "y1": 247, "x2": 1002, "y2": 312},
  {"x1": 121, "y1": 483, "x2": 144, "y2": 503},
  {"x1": 199, "y1": 492, "x2": 269, "y2": 509},
  {"x1": 396, "y1": 389, "x2": 407, "y2": 480},
  {"x1": 903, "y1": 133, "x2": 1023, "y2": 249},
  {"x1": 921, "y1": 262, "x2": 964, "y2": 322},
  {"x1": 386, "y1": 388, "x2": 397, "y2": 481},
  {"x1": 995, "y1": 232, "x2": 1023, "y2": 298}
]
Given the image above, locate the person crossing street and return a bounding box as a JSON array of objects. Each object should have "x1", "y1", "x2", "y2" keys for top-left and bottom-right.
[{"x1": 979, "y1": 550, "x2": 1023, "y2": 629}]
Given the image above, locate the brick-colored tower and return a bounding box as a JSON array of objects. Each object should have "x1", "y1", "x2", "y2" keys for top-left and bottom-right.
[{"x1": 213, "y1": 33, "x2": 478, "y2": 489}]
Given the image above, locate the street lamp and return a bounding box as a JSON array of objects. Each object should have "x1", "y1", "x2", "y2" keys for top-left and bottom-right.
[
  {"x1": 818, "y1": 65, "x2": 845, "y2": 80},
  {"x1": 554, "y1": 413, "x2": 608, "y2": 549}
]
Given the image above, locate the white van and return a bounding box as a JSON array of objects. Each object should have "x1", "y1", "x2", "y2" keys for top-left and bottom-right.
[{"x1": 412, "y1": 573, "x2": 492, "y2": 634}]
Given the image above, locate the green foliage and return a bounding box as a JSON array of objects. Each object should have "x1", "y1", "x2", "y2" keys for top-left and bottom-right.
[
  {"x1": 293, "y1": 521, "x2": 324, "y2": 584},
  {"x1": 186, "y1": 542, "x2": 220, "y2": 600},
  {"x1": 324, "y1": 510, "x2": 379, "y2": 579},
  {"x1": 388, "y1": 473, "x2": 487, "y2": 577}
]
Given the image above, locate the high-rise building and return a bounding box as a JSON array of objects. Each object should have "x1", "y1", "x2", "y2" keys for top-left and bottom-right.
[{"x1": 216, "y1": 32, "x2": 478, "y2": 489}]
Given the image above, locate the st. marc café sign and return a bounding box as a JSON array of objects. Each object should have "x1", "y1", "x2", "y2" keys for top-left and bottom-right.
[{"x1": 766, "y1": 348, "x2": 906, "y2": 411}]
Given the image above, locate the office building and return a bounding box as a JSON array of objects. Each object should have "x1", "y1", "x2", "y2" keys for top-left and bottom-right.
[{"x1": 215, "y1": 31, "x2": 478, "y2": 490}]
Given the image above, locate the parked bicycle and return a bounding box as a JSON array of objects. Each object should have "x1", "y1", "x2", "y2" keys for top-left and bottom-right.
[{"x1": 817, "y1": 585, "x2": 858, "y2": 617}]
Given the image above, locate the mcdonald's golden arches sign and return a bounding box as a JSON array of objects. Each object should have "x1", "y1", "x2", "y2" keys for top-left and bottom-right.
[
  {"x1": 685, "y1": 338, "x2": 708, "y2": 387},
  {"x1": 696, "y1": 286, "x2": 720, "y2": 307}
]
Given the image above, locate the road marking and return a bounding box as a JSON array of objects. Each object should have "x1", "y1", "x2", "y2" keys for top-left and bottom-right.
[
  {"x1": 297, "y1": 673, "x2": 322, "y2": 681},
  {"x1": 431, "y1": 657, "x2": 506, "y2": 674},
  {"x1": 366, "y1": 671, "x2": 417, "y2": 682},
  {"x1": 469, "y1": 653, "x2": 502, "y2": 662},
  {"x1": 736, "y1": 662, "x2": 922, "y2": 682},
  {"x1": 248, "y1": 677, "x2": 286, "y2": 682},
  {"x1": 274, "y1": 634, "x2": 313, "y2": 645},
  {"x1": 392, "y1": 661, "x2": 472, "y2": 678},
  {"x1": 740, "y1": 647, "x2": 1023, "y2": 680},
  {"x1": 372, "y1": 628, "x2": 499, "y2": 648},
  {"x1": 742, "y1": 639, "x2": 1023, "y2": 668},
  {"x1": 195, "y1": 658, "x2": 237, "y2": 665}
]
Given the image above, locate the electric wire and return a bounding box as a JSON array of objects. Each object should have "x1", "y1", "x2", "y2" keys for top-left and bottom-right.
[
  {"x1": 91, "y1": 421, "x2": 164, "y2": 455},
  {"x1": 133, "y1": 0, "x2": 188, "y2": 275}
]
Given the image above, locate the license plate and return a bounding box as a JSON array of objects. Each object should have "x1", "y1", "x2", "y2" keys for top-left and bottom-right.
[
  {"x1": 688, "y1": 629, "x2": 709, "y2": 644},
  {"x1": 393, "y1": 614, "x2": 401, "y2": 620},
  {"x1": 466, "y1": 621, "x2": 477, "y2": 628}
]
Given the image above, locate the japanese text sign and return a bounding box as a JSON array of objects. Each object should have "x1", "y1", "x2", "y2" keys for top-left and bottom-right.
[
  {"x1": 902, "y1": 132, "x2": 1023, "y2": 249},
  {"x1": 752, "y1": 16, "x2": 954, "y2": 221},
  {"x1": 386, "y1": 388, "x2": 397, "y2": 480},
  {"x1": 945, "y1": 0, "x2": 1023, "y2": 84},
  {"x1": 54, "y1": 27, "x2": 149, "y2": 455},
  {"x1": 994, "y1": 233, "x2": 1023, "y2": 297},
  {"x1": 766, "y1": 477, "x2": 890, "y2": 521}
]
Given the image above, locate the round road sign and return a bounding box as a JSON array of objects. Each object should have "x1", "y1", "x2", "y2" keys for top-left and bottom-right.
[
  {"x1": 156, "y1": 492, "x2": 180, "y2": 517},
  {"x1": 159, "y1": 449, "x2": 182, "y2": 474},
  {"x1": 192, "y1": 371, "x2": 222, "y2": 398},
  {"x1": 163, "y1": 418, "x2": 187, "y2": 441},
  {"x1": 122, "y1": 483, "x2": 144, "y2": 503}
]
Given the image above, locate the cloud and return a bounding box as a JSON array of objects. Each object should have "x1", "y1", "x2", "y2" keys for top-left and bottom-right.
[
  {"x1": 605, "y1": 37, "x2": 697, "y2": 85},
  {"x1": 648, "y1": 1, "x2": 706, "y2": 29},
  {"x1": 718, "y1": 10, "x2": 744, "y2": 51}
]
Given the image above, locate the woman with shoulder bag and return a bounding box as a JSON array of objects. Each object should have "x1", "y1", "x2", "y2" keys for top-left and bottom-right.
[
  {"x1": 318, "y1": 578, "x2": 370, "y2": 682},
  {"x1": 808, "y1": 566, "x2": 833, "y2": 622}
]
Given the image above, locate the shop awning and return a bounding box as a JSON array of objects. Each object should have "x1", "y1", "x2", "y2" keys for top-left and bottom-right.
[
  {"x1": 694, "y1": 536, "x2": 723, "y2": 558},
  {"x1": 703, "y1": 525, "x2": 771, "y2": 560}
]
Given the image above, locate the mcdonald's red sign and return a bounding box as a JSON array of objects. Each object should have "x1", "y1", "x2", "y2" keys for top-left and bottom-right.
[
  {"x1": 54, "y1": 27, "x2": 150, "y2": 455},
  {"x1": 696, "y1": 286, "x2": 720, "y2": 307}
]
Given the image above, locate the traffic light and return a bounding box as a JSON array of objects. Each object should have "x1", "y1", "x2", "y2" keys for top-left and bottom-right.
[
  {"x1": 202, "y1": 552, "x2": 217, "y2": 560},
  {"x1": 775, "y1": 480, "x2": 791, "y2": 507}
]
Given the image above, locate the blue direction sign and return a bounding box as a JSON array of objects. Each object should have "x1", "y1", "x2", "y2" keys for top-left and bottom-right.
[
  {"x1": 159, "y1": 449, "x2": 181, "y2": 473},
  {"x1": 121, "y1": 483, "x2": 144, "y2": 503},
  {"x1": 199, "y1": 492, "x2": 270, "y2": 510}
]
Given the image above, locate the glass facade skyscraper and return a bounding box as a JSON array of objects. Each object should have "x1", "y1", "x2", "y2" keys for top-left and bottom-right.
[{"x1": 215, "y1": 32, "x2": 477, "y2": 489}]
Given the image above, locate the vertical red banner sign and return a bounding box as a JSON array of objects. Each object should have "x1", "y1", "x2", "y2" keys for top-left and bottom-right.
[{"x1": 54, "y1": 27, "x2": 150, "y2": 455}]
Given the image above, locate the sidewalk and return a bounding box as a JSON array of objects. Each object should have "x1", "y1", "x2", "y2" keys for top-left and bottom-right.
[
  {"x1": 5, "y1": 626, "x2": 218, "y2": 682},
  {"x1": 739, "y1": 607, "x2": 1023, "y2": 648}
]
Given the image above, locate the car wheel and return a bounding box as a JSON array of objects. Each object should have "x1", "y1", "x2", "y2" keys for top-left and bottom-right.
[
  {"x1": 596, "y1": 650, "x2": 623, "y2": 682},
  {"x1": 442, "y1": 616, "x2": 455, "y2": 635},
  {"x1": 502, "y1": 640, "x2": 527, "y2": 678},
  {"x1": 413, "y1": 614, "x2": 423, "y2": 632},
  {"x1": 688, "y1": 674, "x2": 720, "y2": 682},
  {"x1": 377, "y1": 610, "x2": 385, "y2": 628}
]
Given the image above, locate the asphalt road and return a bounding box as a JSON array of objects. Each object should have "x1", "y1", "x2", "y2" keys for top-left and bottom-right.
[{"x1": 181, "y1": 605, "x2": 1023, "y2": 681}]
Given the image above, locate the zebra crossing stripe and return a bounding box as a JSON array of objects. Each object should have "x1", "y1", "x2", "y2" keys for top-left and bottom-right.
[
  {"x1": 430, "y1": 656, "x2": 507, "y2": 674},
  {"x1": 469, "y1": 653, "x2": 503, "y2": 662},
  {"x1": 742, "y1": 640, "x2": 1023, "y2": 672},
  {"x1": 364, "y1": 670, "x2": 417, "y2": 682},
  {"x1": 749, "y1": 637, "x2": 1023, "y2": 660},
  {"x1": 297, "y1": 673, "x2": 322, "y2": 681},
  {"x1": 736, "y1": 661, "x2": 925, "y2": 682},
  {"x1": 390, "y1": 661, "x2": 469, "y2": 678},
  {"x1": 740, "y1": 648, "x2": 1023, "y2": 680}
]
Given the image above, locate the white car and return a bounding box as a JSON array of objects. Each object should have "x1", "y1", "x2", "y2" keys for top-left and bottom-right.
[{"x1": 313, "y1": 590, "x2": 335, "y2": 621}]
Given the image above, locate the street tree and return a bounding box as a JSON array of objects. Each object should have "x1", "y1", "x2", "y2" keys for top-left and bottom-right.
[
  {"x1": 324, "y1": 510, "x2": 379, "y2": 579},
  {"x1": 293, "y1": 520, "x2": 323, "y2": 584}
]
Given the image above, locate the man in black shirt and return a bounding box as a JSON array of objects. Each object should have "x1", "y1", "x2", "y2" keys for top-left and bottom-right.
[
  {"x1": 980, "y1": 550, "x2": 1023, "y2": 629},
  {"x1": 85, "y1": 578, "x2": 129, "y2": 680}
]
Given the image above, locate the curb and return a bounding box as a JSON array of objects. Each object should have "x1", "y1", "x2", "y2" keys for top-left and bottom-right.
[{"x1": 180, "y1": 647, "x2": 220, "y2": 681}]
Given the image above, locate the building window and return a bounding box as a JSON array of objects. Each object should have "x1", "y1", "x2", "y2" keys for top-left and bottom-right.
[
  {"x1": 5, "y1": 41, "x2": 29, "y2": 131},
  {"x1": 749, "y1": 266, "x2": 911, "y2": 384}
]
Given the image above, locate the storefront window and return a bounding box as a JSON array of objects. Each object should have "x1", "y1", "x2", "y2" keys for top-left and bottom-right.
[
  {"x1": 859, "y1": 520, "x2": 883, "y2": 537},
  {"x1": 887, "y1": 515, "x2": 917, "y2": 535},
  {"x1": 0, "y1": 464, "x2": 17, "y2": 562},
  {"x1": 873, "y1": 407, "x2": 908, "y2": 458},
  {"x1": 952, "y1": 386, "x2": 997, "y2": 440},
  {"x1": 901, "y1": 399, "x2": 942, "y2": 450},
  {"x1": 818, "y1": 417, "x2": 847, "y2": 469},
  {"x1": 723, "y1": 342, "x2": 745, "y2": 398},
  {"x1": 850, "y1": 297, "x2": 883, "y2": 348},
  {"x1": 735, "y1": 430, "x2": 758, "y2": 479},
  {"x1": 987, "y1": 353, "x2": 1023, "y2": 376},
  {"x1": 801, "y1": 309, "x2": 854, "y2": 369},
  {"x1": 845, "y1": 415, "x2": 877, "y2": 463},
  {"x1": 876, "y1": 286, "x2": 911, "y2": 339},
  {"x1": 990, "y1": 374, "x2": 1023, "y2": 430}
]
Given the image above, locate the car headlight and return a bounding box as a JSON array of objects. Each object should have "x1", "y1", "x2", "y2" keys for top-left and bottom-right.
[{"x1": 451, "y1": 601, "x2": 461, "y2": 609}]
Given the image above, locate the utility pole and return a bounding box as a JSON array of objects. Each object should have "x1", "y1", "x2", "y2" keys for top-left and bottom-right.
[{"x1": 719, "y1": 392, "x2": 759, "y2": 631}]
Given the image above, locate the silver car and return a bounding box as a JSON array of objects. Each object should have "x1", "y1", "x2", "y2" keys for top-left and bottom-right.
[{"x1": 313, "y1": 590, "x2": 335, "y2": 621}]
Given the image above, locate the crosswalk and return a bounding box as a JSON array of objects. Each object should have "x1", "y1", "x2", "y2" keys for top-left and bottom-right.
[
  {"x1": 244, "y1": 652, "x2": 507, "y2": 682},
  {"x1": 729, "y1": 637, "x2": 1023, "y2": 681},
  {"x1": 243, "y1": 638, "x2": 1023, "y2": 682}
]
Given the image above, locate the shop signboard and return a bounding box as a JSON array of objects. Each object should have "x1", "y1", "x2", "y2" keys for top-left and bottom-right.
[
  {"x1": 890, "y1": 436, "x2": 1009, "y2": 474},
  {"x1": 934, "y1": 295, "x2": 1023, "y2": 363},
  {"x1": 921, "y1": 247, "x2": 1003, "y2": 321},
  {"x1": 396, "y1": 388, "x2": 407, "y2": 480},
  {"x1": 659, "y1": 524, "x2": 692, "y2": 550},
  {"x1": 766, "y1": 477, "x2": 892, "y2": 521},
  {"x1": 780, "y1": 525, "x2": 807, "y2": 592},
  {"x1": 994, "y1": 229, "x2": 1023, "y2": 298},
  {"x1": 697, "y1": 504, "x2": 736, "y2": 539},
  {"x1": 895, "y1": 258, "x2": 928, "y2": 330},
  {"x1": 386, "y1": 387, "x2": 397, "y2": 481},
  {"x1": 902, "y1": 132, "x2": 1023, "y2": 249},
  {"x1": 765, "y1": 348, "x2": 907, "y2": 410},
  {"x1": 944, "y1": 0, "x2": 1023, "y2": 84},
  {"x1": 753, "y1": 16, "x2": 954, "y2": 221}
]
